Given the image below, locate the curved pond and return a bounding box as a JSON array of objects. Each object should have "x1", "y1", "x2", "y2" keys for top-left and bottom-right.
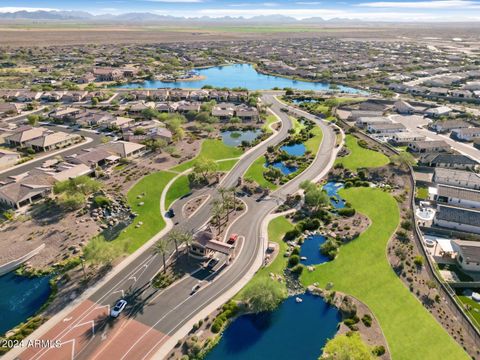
[
  {"x1": 221, "y1": 129, "x2": 262, "y2": 147},
  {"x1": 301, "y1": 234, "x2": 331, "y2": 266},
  {"x1": 323, "y1": 182, "x2": 346, "y2": 209},
  {"x1": 207, "y1": 293, "x2": 340, "y2": 360},
  {"x1": 0, "y1": 272, "x2": 51, "y2": 335},
  {"x1": 269, "y1": 161, "x2": 298, "y2": 175},
  {"x1": 116, "y1": 64, "x2": 364, "y2": 92},
  {"x1": 280, "y1": 143, "x2": 306, "y2": 157}
]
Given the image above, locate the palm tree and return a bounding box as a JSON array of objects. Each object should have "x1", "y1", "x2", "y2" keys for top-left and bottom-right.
[
  {"x1": 228, "y1": 187, "x2": 237, "y2": 214},
  {"x1": 167, "y1": 229, "x2": 184, "y2": 259},
  {"x1": 153, "y1": 240, "x2": 169, "y2": 273},
  {"x1": 211, "y1": 199, "x2": 224, "y2": 233},
  {"x1": 218, "y1": 187, "x2": 228, "y2": 205}
]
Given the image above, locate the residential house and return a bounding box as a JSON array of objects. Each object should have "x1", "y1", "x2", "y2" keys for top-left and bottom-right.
[
  {"x1": 419, "y1": 153, "x2": 478, "y2": 170},
  {"x1": 367, "y1": 123, "x2": 406, "y2": 134},
  {"x1": 236, "y1": 106, "x2": 259, "y2": 122},
  {"x1": 435, "y1": 184, "x2": 480, "y2": 209},
  {"x1": 67, "y1": 148, "x2": 116, "y2": 168},
  {"x1": 451, "y1": 128, "x2": 480, "y2": 142},
  {"x1": 393, "y1": 100, "x2": 415, "y2": 115},
  {"x1": 434, "y1": 204, "x2": 480, "y2": 235},
  {"x1": 425, "y1": 106, "x2": 453, "y2": 119},
  {"x1": 177, "y1": 101, "x2": 201, "y2": 114},
  {"x1": 429, "y1": 119, "x2": 469, "y2": 133},
  {"x1": 0, "y1": 172, "x2": 55, "y2": 209},
  {"x1": 433, "y1": 168, "x2": 480, "y2": 190},
  {"x1": 355, "y1": 116, "x2": 391, "y2": 129},
  {"x1": 391, "y1": 131, "x2": 426, "y2": 145},
  {"x1": 62, "y1": 91, "x2": 88, "y2": 103},
  {"x1": 0, "y1": 102, "x2": 23, "y2": 116},
  {"x1": 451, "y1": 240, "x2": 480, "y2": 272},
  {"x1": 93, "y1": 67, "x2": 123, "y2": 82},
  {"x1": 347, "y1": 110, "x2": 384, "y2": 121},
  {"x1": 99, "y1": 141, "x2": 145, "y2": 158},
  {"x1": 25, "y1": 131, "x2": 82, "y2": 152},
  {"x1": 408, "y1": 140, "x2": 451, "y2": 153},
  {"x1": 5, "y1": 126, "x2": 47, "y2": 147},
  {"x1": 49, "y1": 107, "x2": 81, "y2": 122},
  {"x1": 212, "y1": 103, "x2": 235, "y2": 121}
]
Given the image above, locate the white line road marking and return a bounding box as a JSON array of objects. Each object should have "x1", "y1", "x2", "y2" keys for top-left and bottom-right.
[{"x1": 63, "y1": 317, "x2": 72, "y2": 322}]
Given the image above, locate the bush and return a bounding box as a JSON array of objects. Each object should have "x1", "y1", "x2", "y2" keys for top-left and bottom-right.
[
  {"x1": 413, "y1": 255, "x2": 424, "y2": 267},
  {"x1": 284, "y1": 227, "x2": 301, "y2": 241},
  {"x1": 93, "y1": 195, "x2": 111, "y2": 208},
  {"x1": 290, "y1": 264, "x2": 304, "y2": 275},
  {"x1": 361, "y1": 314, "x2": 372, "y2": 327},
  {"x1": 291, "y1": 247, "x2": 301, "y2": 256},
  {"x1": 288, "y1": 255, "x2": 300, "y2": 267},
  {"x1": 320, "y1": 238, "x2": 339, "y2": 259},
  {"x1": 211, "y1": 318, "x2": 225, "y2": 333},
  {"x1": 372, "y1": 345, "x2": 386, "y2": 356},
  {"x1": 338, "y1": 207, "x2": 356, "y2": 217},
  {"x1": 401, "y1": 219, "x2": 412, "y2": 230}
]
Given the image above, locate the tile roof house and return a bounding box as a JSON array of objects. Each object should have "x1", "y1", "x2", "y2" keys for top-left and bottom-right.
[
  {"x1": 408, "y1": 140, "x2": 451, "y2": 153},
  {"x1": 434, "y1": 204, "x2": 480, "y2": 234},
  {"x1": 99, "y1": 141, "x2": 145, "y2": 158},
  {"x1": 5, "y1": 126, "x2": 47, "y2": 147},
  {"x1": 451, "y1": 127, "x2": 480, "y2": 142},
  {"x1": 25, "y1": 131, "x2": 82, "y2": 152},
  {"x1": 0, "y1": 149, "x2": 20, "y2": 170},
  {"x1": 0, "y1": 172, "x2": 55, "y2": 209},
  {"x1": 451, "y1": 240, "x2": 480, "y2": 272},
  {"x1": 436, "y1": 184, "x2": 480, "y2": 209},
  {"x1": 433, "y1": 168, "x2": 480, "y2": 190},
  {"x1": 419, "y1": 153, "x2": 478, "y2": 170}
]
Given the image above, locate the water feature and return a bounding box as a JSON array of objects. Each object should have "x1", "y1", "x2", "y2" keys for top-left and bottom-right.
[
  {"x1": 301, "y1": 234, "x2": 331, "y2": 266},
  {"x1": 116, "y1": 64, "x2": 364, "y2": 93},
  {"x1": 280, "y1": 143, "x2": 306, "y2": 157},
  {"x1": 269, "y1": 161, "x2": 298, "y2": 175},
  {"x1": 221, "y1": 129, "x2": 262, "y2": 147},
  {"x1": 206, "y1": 293, "x2": 340, "y2": 360},
  {"x1": 0, "y1": 272, "x2": 51, "y2": 335},
  {"x1": 323, "y1": 182, "x2": 346, "y2": 209}
]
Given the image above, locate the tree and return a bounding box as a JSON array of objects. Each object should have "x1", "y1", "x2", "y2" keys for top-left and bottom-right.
[
  {"x1": 304, "y1": 185, "x2": 329, "y2": 212},
  {"x1": 391, "y1": 152, "x2": 416, "y2": 169},
  {"x1": 322, "y1": 332, "x2": 374, "y2": 360},
  {"x1": 426, "y1": 279, "x2": 437, "y2": 298},
  {"x1": 211, "y1": 199, "x2": 224, "y2": 233},
  {"x1": 193, "y1": 157, "x2": 219, "y2": 183},
  {"x1": 154, "y1": 240, "x2": 169, "y2": 274},
  {"x1": 241, "y1": 279, "x2": 287, "y2": 313},
  {"x1": 167, "y1": 229, "x2": 192, "y2": 260},
  {"x1": 83, "y1": 236, "x2": 122, "y2": 268},
  {"x1": 27, "y1": 114, "x2": 39, "y2": 126}
]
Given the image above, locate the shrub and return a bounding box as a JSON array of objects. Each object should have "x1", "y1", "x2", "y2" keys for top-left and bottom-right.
[
  {"x1": 93, "y1": 195, "x2": 111, "y2": 208},
  {"x1": 401, "y1": 220, "x2": 412, "y2": 231},
  {"x1": 211, "y1": 318, "x2": 225, "y2": 333},
  {"x1": 338, "y1": 207, "x2": 356, "y2": 217},
  {"x1": 361, "y1": 314, "x2": 372, "y2": 327},
  {"x1": 320, "y1": 238, "x2": 339, "y2": 259},
  {"x1": 291, "y1": 264, "x2": 304, "y2": 275},
  {"x1": 413, "y1": 255, "x2": 424, "y2": 267},
  {"x1": 291, "y1": 247, "x2": 301, "y2": 256},
  {"x1": 284, "y1": 227, "x2": 301, "y2": 241},
  {"x1": 372, "y1": 345, "x2": 386, "y2": 356},
  {"x1": 288, "y1": 255, "x2": 300, "y2": 267}
]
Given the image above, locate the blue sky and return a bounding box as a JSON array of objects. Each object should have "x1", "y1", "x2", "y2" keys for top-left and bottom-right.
[{"x1": 1, "y1": 0, "x2": 480, "y2": 21}]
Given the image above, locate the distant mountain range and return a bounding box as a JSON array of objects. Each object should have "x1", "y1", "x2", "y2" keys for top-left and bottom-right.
[{"x1": 0, "y1": 10, "x2": 362, "y2": 24}]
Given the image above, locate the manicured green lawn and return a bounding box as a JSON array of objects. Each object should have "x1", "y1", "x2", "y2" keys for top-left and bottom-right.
[
  {"x1": 217, "y1": 159, "x2": 239, "y2": 172},
  {"x1": 304, "y1": 126, "x2": 323, "y2": 154},
  {"x1": 171, "y1": 139, "x2": 243, "y2": 172},
  {"x1": 290, "y1": 116, "x2": 305, "y2": 134},
  {"x1": 457, "y1": 296, "x2": 480, "y2": 331},
  {"x1": 165, "y1": 175, "x2": 191, "y2": 209},
  {"x1": 117, "y1": 171, "x2": 177, "y2": 253},
  {"x1": 236, "y1": 216, "x2": 293, "y2": 298},
  {"x1": 416, "y1": 186, "x2": 429, "y2": 200},
  {"x1": 335, "y1": 134, "x2": 389, "y2": 171},
  {"x1": 244, "y1": 155, "x2": 278, "y2": 190},
  {"x1": 263, "y1": 114, "x2": 279, "y2": 133},
  {"x1": 301, "y1": 187, "x2": 468, "y2": 360}
]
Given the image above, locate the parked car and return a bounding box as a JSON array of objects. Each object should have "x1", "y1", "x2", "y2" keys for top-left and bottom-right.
[
  {"x1": 205, "y1": 257, "x2": 219, "y2": 270},
  {"x1": 166, "y1": 208, "x2": 175, "y2": 218},
  {"x1": 110, "y1": 299, "x2": 127, "y2": 318},
  {"x1": 227, "y1": 233, "x2": 238, "y2": 245}
]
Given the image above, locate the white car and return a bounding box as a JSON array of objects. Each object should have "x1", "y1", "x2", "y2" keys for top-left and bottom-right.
[
  {"x1": 110, "y1": 299, "x2": 127, "y2": 318},
  {"x1": 190, "y1": 282, "x2": 202, "y2": 295}
]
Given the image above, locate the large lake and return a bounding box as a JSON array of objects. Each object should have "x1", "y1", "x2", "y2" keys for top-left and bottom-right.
[
  {"x1": 117, "y1": 64, "x2": 363, "y2": 93},
  {"x1": 0, "y1": 272, "x2": 51, "y2": 335},
  {"x1": 206, "y1": 293, "x2": 340, "y2": 360}
]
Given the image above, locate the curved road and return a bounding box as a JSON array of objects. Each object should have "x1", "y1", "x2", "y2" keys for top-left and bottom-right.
[{"x1": 13, "y1": 94, "x2": 339, "y2": 360}]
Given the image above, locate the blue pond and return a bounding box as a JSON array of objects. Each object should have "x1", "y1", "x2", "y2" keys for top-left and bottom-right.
[
  {"x1": 268, "y1": 161, "x2": 298, "y2": 175},
  {"x1": 280, "y1": 143, "x2": 306, "y2": 156},
  {"x1": 301, "y1": 234, "x2": 331, "y2": 266},
  {"x1": 0, "y1": 272, "x2": 51, "y2": 335},
  {"x1": 323, "y1": 182, "x2": 346, "y2": 209},
  {"x1": 117, "y1": 64, "x2": 363, "y2": 92},
  {"x1": 207, "y1": 293, "x2": 340, "y2": 360},
  {"x1": 221, "y1": 129, "x2": 262, "y2": 147}
]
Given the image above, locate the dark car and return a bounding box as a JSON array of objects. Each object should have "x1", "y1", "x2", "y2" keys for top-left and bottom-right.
[{"x1": 166, "y1": 208, "x2": 175, "y2": 218}]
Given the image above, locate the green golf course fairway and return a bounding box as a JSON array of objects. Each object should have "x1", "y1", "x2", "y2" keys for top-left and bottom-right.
[{"x1": 301, "y1": 187, "x2": 468, "y2": 360}]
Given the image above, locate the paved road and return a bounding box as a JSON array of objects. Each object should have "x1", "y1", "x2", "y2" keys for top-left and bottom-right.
[{"x1": 14, "y1": 95, "x2": 338, "y2": 360}]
